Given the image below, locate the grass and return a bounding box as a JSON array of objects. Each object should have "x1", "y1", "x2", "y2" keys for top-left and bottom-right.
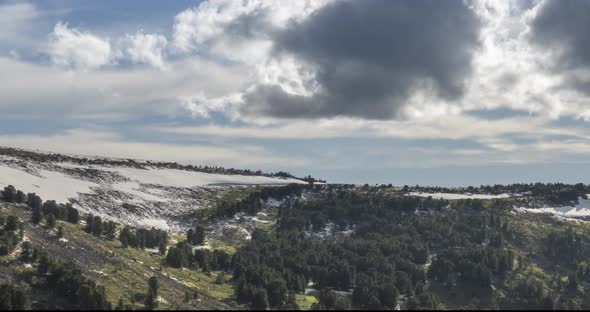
[
  {"x1": 295, "y1": 294, "x2": 318, "y2": 310},
  {"x1": 1, "y1": 202, "x2": 238, "y2": 310},
  {"x1": 93, "y1": 235, "x2": 236, "y2": 308},
  {"x1": 206, "y1": 238, "x2": 237, "y2": 255}
]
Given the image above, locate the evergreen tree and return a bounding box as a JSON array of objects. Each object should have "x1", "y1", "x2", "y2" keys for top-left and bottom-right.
[
  {"x1": 15, "y1": 190, "x2": 26, "y2": 203},
  {"x1": 145, "y1": 276, "x2": 159, "y2": 310},
  {"x1": 31, "y1": 204, "x2": 43, "y2": 225},
  {"x1": 3, "y1": 185, "x2": 16, "y2": 202},
  {"x1": 47, "y1": 214, "x2": 56, "y2": 229}
]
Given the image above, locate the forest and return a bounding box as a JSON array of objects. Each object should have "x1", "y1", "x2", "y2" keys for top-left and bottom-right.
[{"x1": 2, "y1": 182, "x2": 590, "y2": 309}]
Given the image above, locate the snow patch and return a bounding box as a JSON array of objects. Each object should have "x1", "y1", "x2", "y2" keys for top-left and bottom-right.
[
  {"x1": 0, "y1": 164, "x2": 97, "y2": 203},
  {"x1": 515, "y1": 195, "x2": 590, "y2": 219},
  {"x1": 138, "y1": 218, "x2": 170, "y2": 230},
  {"x1": 409, "y1": 192, "x2": 511, "y2": 200}
]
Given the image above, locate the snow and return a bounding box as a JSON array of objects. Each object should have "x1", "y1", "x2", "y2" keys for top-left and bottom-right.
[
  {"x1": 516, "y1": 196, "x2": 590, "y2": 218},
  {"x1": 0, "y1": 152, "x2": 305, "y2": 230},
  {"x1": 0, "y1": 164, "x2": 97, "y2": 203},
  {"x1": 114, "y1": 167, "x2": 304, "y2": 188},
  {"x1": 138, "y1": 218, "x2": 171, "y2": 230},
  {"x1": 409, "y1": 192, "x2": 511, "y2": 200},
  {"x1": 0, "y1": 160, "x2": 302, "y2": 206},
  {"x1": 114, "y1": 182, "x2": 167, "y2": 202}
]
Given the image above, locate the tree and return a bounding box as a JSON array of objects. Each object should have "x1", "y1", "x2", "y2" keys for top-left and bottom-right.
[
  {"x1": 15, "y1": 190, "x2": 26, "y2": 203},
  {"x1": 149, "y1": 276, "x2": 159, "y2": 297},
  {"x1": 119, "y1": 227, "x2": 131, "y2": 248},
  {"x1": 145, "y1": 276, "x2": 159, "y2": 310},
  {"x1": 187, "y1": 225, "x2": 205, "y2": 245},
  {"x1": 85, "y1": 215, "x2": 95, "y2": 234},
  {"x1": 267, "y1": 278, "x2": 287, "y2": 307},
  {"x1": 3, "y1": 185, "x2": 16, "y2": 202},
  {"x1": 252, "y1": 288, "x2": 269, "y2": 310},
  {"x1": 0, "y1": 285, "x2": 12, "y2": 310},
  {"x1": 77, "y1": 284, "x2": 96, "y2": 310},
  {"x1": 57, "y1": 226, "x2": 64, "y2": 239},
  {"x1": 92, "y1": 216, "x2": 103, "y2": 237},
  {"x1": 11, "y1": 287, "x2": 30, "y2": 310},
  {"x1": 31, "y1": 204, "x2": 43, "y2": 225},
  {"x1": 5, "y1": 216, "x2": 19, "y2": 231},
  {"x1": 67, "y1": 204, "x2": 80, "y2": 224},
  {"x1": 47, "y1": 214, "x2": 56, "y2": 229},
  {"x1": 567, "y1": 272, "x2": 579, "y2": 293}
]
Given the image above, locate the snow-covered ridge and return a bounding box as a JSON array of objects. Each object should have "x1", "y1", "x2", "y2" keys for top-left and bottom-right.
[
  {"x1": 0, "y1": 148, "x2": 305, "y2": 231},
  {"x1": 515, "y1": 195, "x2": 590, "y2": 220},
  {"x1": 408, "y1": 192, "x2": 512, "y2": 200}
]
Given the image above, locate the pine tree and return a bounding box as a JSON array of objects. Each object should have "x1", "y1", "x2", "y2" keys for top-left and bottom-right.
[
  {"x1": 47, "y1": 214, "x2": 56, "y2": 229},
  {"x1": 15, "y1": 190, "x2": 26, "y2": 203},
  {"x1": 3, "y1": 185, "x2": 16, "y2": 202},
  {"x1": 145, "y1": 276, "x2": 159, "y2": 309},
  {"x1": 31, "y1": 205, "x2": 43, "y2": 225}
]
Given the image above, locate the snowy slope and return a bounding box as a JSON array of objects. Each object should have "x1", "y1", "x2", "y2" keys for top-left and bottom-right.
[
  {"x1": 0, "y1": 165, "x2": 98, "y2": 204},
  {"x1": 408, "y1": 192, "x2": 511, "y2": 200},
  {"x1": 516, "y1": 195, "x2": 590, "y2": 219},
  {"x1": 0, "y1": 149, "x2": 305, "y2": 231}
]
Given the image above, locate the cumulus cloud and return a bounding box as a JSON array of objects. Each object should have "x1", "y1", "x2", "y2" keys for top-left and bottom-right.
[
  {"x1": 48, "y1": 23, "x2": 171, "y2": 70},
  {"x1": 250, "y1": 0, "x2": 481, "y2": 119},
  {"x1": 48, "y1": 22, "x2": 113, "y2": 70},
  {"x1": 172, "y1": 0, "x2": 481, "y2": 120},
  {"x1": 123, "y1": 31, "x2": 168, "y2": 69},
  {"x1": 172, "y1": 0, "x2": 329, "y2": 54}
]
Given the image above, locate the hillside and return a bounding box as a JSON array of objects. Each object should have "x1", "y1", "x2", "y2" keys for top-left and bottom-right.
[
  {"x1": 0, "y1": 147, "x2": 306, "y2": 231},
  {"x1": 2, "y1": 148, "x2": 590, "y2": 310}
]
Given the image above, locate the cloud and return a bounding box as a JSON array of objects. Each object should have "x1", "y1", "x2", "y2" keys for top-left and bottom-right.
[
  {"x1": 159, "y1": 114, "x2": 590, "y2": 142},
  {"x1": 0, "y1": 56, "x2": 248, "y2": 118},
  {"x1": 528, "y1": 0, "x2": 590, "y2": 96},
  {"x1": 529, "y1": 0, "x2": 590, "y2": 71},
  {"x1": 48, "y1": 22, "x2": 112, "y2": 70},
  {"x1": 48, "y1": 23, "x2": 170, "y2": 70},
  {"x1": 238, "y1": 0, "x2": 481, "y2": 120},
  {"x1": 0, "y1": 2, "x2": 43, "y2": 53},
  {"x1": 123, "y1": 31, "x2": 168, "y2": 69},
  {"x1": 171, "y1": 0, "x2": 329, "y2": 54}
]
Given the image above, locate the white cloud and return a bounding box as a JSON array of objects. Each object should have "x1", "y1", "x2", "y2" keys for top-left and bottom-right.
[
  {"x1": 123, "y1": 31, "x2": 168, "y2": 69},
  {"x1": 170, "y1": 0, "x2": 332, "y2": 118},
  {"x1": 48, "y1": 22, "x2": 112, "y2": 70},
  {"x1": 0, "y1": 56, "x2": 248, "y2": 117}
]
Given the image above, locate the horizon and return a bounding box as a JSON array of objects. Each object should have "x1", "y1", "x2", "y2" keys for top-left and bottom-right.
[{"x1": 2, "y1": 144, "x2": 589, "y2": 188}]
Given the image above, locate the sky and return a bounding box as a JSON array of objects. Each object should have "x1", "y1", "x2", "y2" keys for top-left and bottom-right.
[{"x1": 1, "y1": 0, "x2": 590, "y2": 186}]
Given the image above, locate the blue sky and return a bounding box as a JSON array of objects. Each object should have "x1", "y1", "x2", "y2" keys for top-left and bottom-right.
[{"x1": 1, "y1": 0, "x2": 590, "y2": 186}]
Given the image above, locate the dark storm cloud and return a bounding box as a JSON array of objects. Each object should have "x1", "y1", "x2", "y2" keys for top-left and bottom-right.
[
  {"x1": 241, "y1": 0, "x2": 481, "y2": 120},
  {"x1": 529, "y1": 0, "x2": 590, "y2": 94}
]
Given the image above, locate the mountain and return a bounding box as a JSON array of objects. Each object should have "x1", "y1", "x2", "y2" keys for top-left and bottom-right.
[
  {"x1": 0, "y1": 146, "x2": 306, "y2": 231},
  {"x1": 2, "y1": 146, "x2": 590, "y2": 310}
]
